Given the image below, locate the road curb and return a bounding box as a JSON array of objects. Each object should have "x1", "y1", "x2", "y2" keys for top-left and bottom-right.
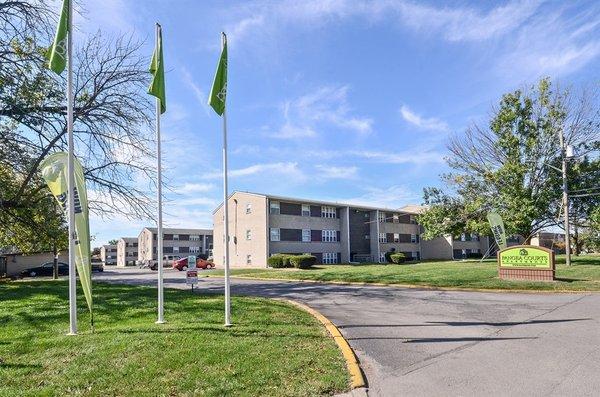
[
  {"x1": 281, "y1": 299, "x2": 366, "y2": 390},
  {"x1": 206, "y1": 275, "x2": 597, "y2": 294}
]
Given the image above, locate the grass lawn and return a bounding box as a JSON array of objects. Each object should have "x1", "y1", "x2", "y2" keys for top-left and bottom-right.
[
  {"x1": 0, "y1": 281, "x2": 348, "y2": 396},
  {"x1": 208, "y1": 255, "x2": 600, "y2": 292}
]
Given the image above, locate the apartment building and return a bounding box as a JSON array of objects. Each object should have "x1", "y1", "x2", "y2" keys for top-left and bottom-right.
[
  {"x1": 212, "y1": 191, "x2": 423, "y2": 268},
  {"x1": 137, "y1": 227, "x2": 213, "y2": 264},
  {"x1": 116, "y1": 237, "x2": 138, "y2": 267},
  {"x1": 100, "y1": 244, "x2": 117, "y2": 266}
]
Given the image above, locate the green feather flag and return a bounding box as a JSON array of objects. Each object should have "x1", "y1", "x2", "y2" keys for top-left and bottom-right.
[
  {"x1": 208, "y1": 33, "x2": 227, "y2": 116},
  {"x1": 148, "y1": 24, "x2": 166, "y2": 114},
  {"x1": 47, "y1": 0, "x2": 69, "y2": 75}
]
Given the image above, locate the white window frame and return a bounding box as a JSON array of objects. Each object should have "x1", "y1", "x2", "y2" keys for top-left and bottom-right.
[
  {"x1": 411, "y1": 234, "x2": 417, "y2": 243},
  {"x1": 460, "y1": 233, "x2": 466, "y2": 242},
  {"x1": 246, "y1": 203, "x2": 252, "y2": 214},
  {"x1": 321, "y1": 206, "x2": 336, "y2": 218},
  {"x1": 412, "y1": 251, "x2": 419, "y2": 259},
  {"x1": 246, "y1": 254, "x2": 252, "y2": 265},
  {"x1": 173, "y1": 234, "x2": 179, "y2": 241},
  {"x1": 378, "y1": 212, "x2": 385, "y2": 223},
  {"x1": 173, "y1": 246, "x2": 180, "y2": 254},
  {"x1": 471, "y1": 233, "x2": 478, "y2": 241},
  {"x1": 322, "y1": 230, "x2": 337, "y2": 242},
  {"x1": 410, "y1": 215, "x2": 417, "y2": 224},
  {"x1": 302, "y1": 229, "x2": 311, "y2": 242},
  {"x1": 323, "y1": 252, "x2": 338, "y2": 264},
  {"x1": 190, "y1": 235, "x2": 200, "y2": 241},
  {"x1": 246, "y1": 229, "x2": 252, "y2": 240},
  {"x1": 394, "y1": 233, "x2": 400, "y2": 243},
  {"x1": 379, "y1": 232, "x2": 387, "y2": 243},
  {"x1": 379, "y1": 252, "x2": 386, "y2": 262},
  {"x1": 301, "y1": 204, "x2": 310, "y2": 217},
  {"x1": 270, "y1": 201, "x2": 280, "y2": 215},
  {"x1": 270, "y1": 228, "x2": 280, "y2": 242},
  {"x1": 190, "y1": 246, "x2": 200, "y2": 254}
]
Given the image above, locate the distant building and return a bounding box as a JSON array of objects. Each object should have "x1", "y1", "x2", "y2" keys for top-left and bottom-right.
[
  {"x1": 116, "y1": 237, "x2": 138, "y2": 267},
  {"x1": 137, "y1": 227, "x2": 213, "y2": 264},
  {"x1": 100, "y1": 244, "x2": 117, "y2": 266},
  {"x1": 531, "y1": 231, "x2": 565, "y2": 254},
  {"x1": 0, "y1": 251, "x2": 60, "y2": 277}
]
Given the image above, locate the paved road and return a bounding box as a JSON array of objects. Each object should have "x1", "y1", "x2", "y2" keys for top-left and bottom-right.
[{"x1": 95, "y1": 268, "x2": 600, "y2": 397}]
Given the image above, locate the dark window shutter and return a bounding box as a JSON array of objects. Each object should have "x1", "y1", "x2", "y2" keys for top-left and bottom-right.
[
  {"x1": 337, "y1": 252, "x2": 341, "y2": 263},
  {"x1": 313, "y1": 253, "x2": 323, "y2": 264},
  {"x1": 310, "y1": 205, "x2": 321, "y2": 217},
  {"x1": 386, "y1": 233, "x2": 394, "y2": 243},
  {"x1": 336, "y1": 231, "x2": 341, "y2": 242},
  {"x1": 311, "y1": 230, "x2": 321, "y2": 242}
]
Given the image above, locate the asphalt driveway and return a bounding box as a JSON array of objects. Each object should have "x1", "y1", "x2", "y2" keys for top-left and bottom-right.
[{"x1": 95, "y1": 268, "x2": 600, "y2": 397}]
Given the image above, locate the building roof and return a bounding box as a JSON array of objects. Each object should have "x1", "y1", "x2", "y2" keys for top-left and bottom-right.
[
  {"x1": 399, "y1": 204, "x2": 428, "y2": 214},
  {"x1": 142, "y1": 227, "x2": 213, "y2": 235},
  {"x1": 119, "y1": 237, "x2": 137, "y2": 242},
  {"x1": 212, "y1": 191, "x2": 424, "y2": 215},
  {"x1": 102, "y1": 244, "x2": 117, "y2": 249}
]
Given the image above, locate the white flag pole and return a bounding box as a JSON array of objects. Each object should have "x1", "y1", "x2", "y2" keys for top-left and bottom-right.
[
  {"x1": 155, "y1": 23, "x2": 165, "y2": 325},
  {"x1": 222, "y1": 32, "x2": 231, "y2": 327},
  {"x1": 66, "y1": 0, "x2": 77, "y2": 336}
]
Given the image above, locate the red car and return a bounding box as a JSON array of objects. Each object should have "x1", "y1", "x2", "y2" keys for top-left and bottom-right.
[{"x1": 173, "y1": 257, "x2": 215, "y2": 271}]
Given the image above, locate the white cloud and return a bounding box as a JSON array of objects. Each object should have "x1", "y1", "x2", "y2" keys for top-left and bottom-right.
[
  {"x1": 181, "y1": 67, "x2": 210, "y2": 114},
  {"x1": 315, "y1": 165, "x2": 358, "y2": 180},
  {"x1": 174, "y1": 183, "x2": 215, "y2": 194},
  {"x1": 332, "y1": 185, "x2": 422, "y2": 209},
  {"x1": 227, "y1": 15, "x2": 266, "y2": 45},
  {"x1": 400, "y1": 105, "x2": 449, "y2": 132},
  {"x1": 205, "y1": 162, "x2": 306, "y2": 181}
]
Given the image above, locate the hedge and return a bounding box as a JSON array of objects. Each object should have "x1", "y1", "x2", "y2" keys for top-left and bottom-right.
[
  {"x1": 390, "y1": 253, "x2": 406, "y2": 264},
  {"x1": 267, "y1": 254, "x2": 293, "y2": 268},
  {"x1": 289, "y1": 255, "x2": 317, "y2": 269}
]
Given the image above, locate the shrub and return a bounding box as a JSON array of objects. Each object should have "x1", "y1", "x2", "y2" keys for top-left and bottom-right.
[
  {"x1": 289, "y1": 255, "x2": 317, "y2": 269},
  {"x1": 384, "y1": 248, "x2": 396, "y2": 263},
  {"x1": 267, "y1": 254, "x2": 293, "y2": 268},
  {"x1": 390, "y1": 253, "x2": 406, "y2": 264}
]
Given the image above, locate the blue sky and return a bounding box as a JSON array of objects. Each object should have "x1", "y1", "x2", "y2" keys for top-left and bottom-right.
[{"x1": 71, "y1": 0, "x2": 600, "y2": 245}]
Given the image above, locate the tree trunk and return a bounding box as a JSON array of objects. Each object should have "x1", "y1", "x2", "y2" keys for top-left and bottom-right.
[{"x1": 52, "y1": 244, "x2": 58, "y2": 280}]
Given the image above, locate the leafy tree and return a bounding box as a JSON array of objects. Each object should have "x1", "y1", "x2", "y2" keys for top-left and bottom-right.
[
  {"x1": 108, "y1": 239, "x2": 119, "y2": 245},
  {"x1": 420, "y1": 79, "x2": 600, "y2": 244}
]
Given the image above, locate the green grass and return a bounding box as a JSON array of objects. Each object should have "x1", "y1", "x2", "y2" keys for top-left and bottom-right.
[
  {"x1": 0, "y1": 281, "x2": 348, "y2": 397},
  {"x1": 208, "y1": 255, "x2": 600, "y2": 292}
]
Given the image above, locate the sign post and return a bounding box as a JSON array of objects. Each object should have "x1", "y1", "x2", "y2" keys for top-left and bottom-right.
[
  {"x1": 186, "y1": 255, "x2": 198, "y2": 292},
  {"x1": 497, "y1": 245, "x2": 555, "y2": 282}
]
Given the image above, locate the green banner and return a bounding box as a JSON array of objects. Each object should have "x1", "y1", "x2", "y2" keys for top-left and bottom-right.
[
  {"x1": 208, "y1": 33, "x2": 227, "y2": 116},
  {"x1": 40, "y1": 153, "x2": 93, "y2": 320},
  {"x1": 148, "y1": 24, "x2": 166, "y2": 114},
  {"x1": 47, "y1": 0, "x2": 69, "y2": 75},
  {"x1": 487, "y1": 211, "x2": 507, "y2": 249},
  {"x1": 499, "y1": 246, "x2": 552, "y2": 269}
]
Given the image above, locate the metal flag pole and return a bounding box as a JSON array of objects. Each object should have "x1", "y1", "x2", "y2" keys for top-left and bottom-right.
[
  {"x1": 558, "y1": 127, "x2": 571, "y2": 266},
  {"x1": 155, "y1": 23, "x2": 165, "y2": 324},
  {"x1": 66, "y1": 0, "x2": 77, "y2": 336},
  {"x1": 222, "y1": 32, "x2": 231, "y2": 327}
]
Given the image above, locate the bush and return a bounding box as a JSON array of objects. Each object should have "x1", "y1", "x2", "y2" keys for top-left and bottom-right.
[
  {"x1": 384, "y1": 248, "x2": 396, "y2": 263},
  {"x1": 267, "y1": 254, "x2": 292, "y2": 268},
  {"x1": 466, "y1": 252, "x2": 483, "y2": 259},
  {"x1": 390, "y1": 253, "x2": 406, "y2": 264},
  {"x1": 289, "y1": 255, "x2": 317, "y2": 269}
]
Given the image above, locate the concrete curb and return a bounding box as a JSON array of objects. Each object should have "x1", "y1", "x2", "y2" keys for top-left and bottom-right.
[
  {"x1": 206, "y1": 275, "x2": 598, "y2": 294},
  {"x1": 281, "y1": 299, "x2": 366, "y2": 390}
]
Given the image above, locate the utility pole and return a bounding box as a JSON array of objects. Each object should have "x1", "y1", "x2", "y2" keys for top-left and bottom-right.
[{"x1": 558, "y1": 128, "x2": 571, "y2": 266}]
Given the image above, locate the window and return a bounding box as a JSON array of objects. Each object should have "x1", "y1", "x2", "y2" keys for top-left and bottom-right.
[
  {"x1": 270, "y1": 201, "x2": 280, "y2": 215},
  {"x1": 173, "y1": 234, "x2": 179, "y2": 241},
  {"x1": 246, "y1": 229, "x2": 252, "y2": 240},
  {"x1": 321, "y1": 206, "x2": 336, "y2": 218},
  {"x1": 302, "y1": 229, "x2": 311, "y2": 242},
  {"x1": 460, "y1": 233, "x2": 466, "y2": 242},
  {"x1": 379, "y1": 252, "x2": 386, "y2": 262},
  {"x1": 379, "y1": 233, "x2": 387, "y2": 243},
  {"x1": 323, "y1": 252, "x2": 338, "y2": 264},
  {"x1": 301, "y1": 204, "x2": 310, "y2": 216},
  {"x1": 411, "y1": 234, "x2": 418, "y2": 243},
  {"x1": 364, "y1": 213, "x2": 369, "y2": 218},
  {"x1": 173, "y1": 247, "x2": 179, "y2": 254},
  {"x1": 471, "y1": 233, "x2": 479, "y2": 241},
  {"x1": 378, "y1": 212, "x2": 385, "y2": 223},
  {"x1": 270, "y1": 228, "x2": 280, "y2": 242},
  {"x1": 410, "y1": 215, "x2": 417, "y2": 224},
  {"x1": 190, "y1": 235, "x2": 200, "y2": 241},
  {"x1": 394, "y1": 233, "x2": 400, "y2": 243},
  {"x1": 322, "y1": 230, "x2": 337, "y2": 242},
  {"x1": 393, "y1": 214, "x2": 399, "y2": 223},
  {"x1": 473, "y1": 248, "x2": 479, "y2": 254},
  {"x1": 246, "y1": 255, "x2": 252, "y2": 265},
  {"x1": 190, "y1": 246, "x2": 200, "y2": 254},
  {"x1": 412, "y1": 251, "x2": 419, "y2": 260},
  {"x1": 246, "y1": 203, "x2": 252, "y2": 214}
]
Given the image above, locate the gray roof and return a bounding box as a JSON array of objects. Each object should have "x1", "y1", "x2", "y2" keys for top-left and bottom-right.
[
  {"x1": 213, "y1": 191, "x2": 423, "y2": 215},
  {"x1": 119, "y1": 237, "x2": 137, "y2": 242},
  {"x1": 142, "y1": 227, "x2": 212, "y2": 235}
]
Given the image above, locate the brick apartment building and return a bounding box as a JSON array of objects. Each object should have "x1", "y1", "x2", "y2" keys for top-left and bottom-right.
[
  {"x1": 213, "y1": 191, "x2": 426, "y2": 267},
  {"x1": 116, "y1": 237, "x2": 138, "y2": 267},
  {"x1": 137, "y1": 227, "x2": 213, "y2": 264},
  {"x1": 100, "y1": 244, "x2": 117, "y2": 266}
]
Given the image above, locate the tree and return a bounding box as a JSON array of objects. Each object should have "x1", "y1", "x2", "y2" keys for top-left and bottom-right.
[
  {"x1": 419, "y1": 79, "x2": 600, "y2": 243},
  {"x1": 1, "y1": 1, "x2": 156, "y2": 253},
  {"x1": 108, "y1": 239, "x2": 119, "y2": 245}
]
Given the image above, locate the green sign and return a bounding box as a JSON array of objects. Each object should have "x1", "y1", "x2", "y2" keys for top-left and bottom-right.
[{"x1": 498, "y1": 246, "x2": 553, "y2": 269}]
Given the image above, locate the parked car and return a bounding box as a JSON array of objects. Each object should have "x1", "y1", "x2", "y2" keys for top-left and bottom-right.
[
  {"x1": 149, "y1": 255, "x2": 181, "y2": 271},
  {"x1": 91, "y1": 262, "x2": 104, "y2": 272},
  {"x1": 20, "y1": 262, "x2": 68, "y2": 278},
  {"x1": 173, "y1": 257, "x2": 215, "y2": 271}
]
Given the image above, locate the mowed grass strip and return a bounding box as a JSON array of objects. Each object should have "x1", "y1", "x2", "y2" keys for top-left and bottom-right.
[
  {"x1": 208, "y1": 255, "x2": 600, "y2": 291},
  {"x1": 0, "y1": 281, "x2": 348, "y2": 397}
]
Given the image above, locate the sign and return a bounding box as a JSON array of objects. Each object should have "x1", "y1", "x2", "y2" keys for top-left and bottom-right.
[
  {"x1": 186, "y1": 255, "x2": 198, "y2": 286},
  {"x1": 499, "y1": 246, "x2": 552, "y2": 269},
  {"x1": 487, "y1": 212, "x2": 507, "y2": 249}
]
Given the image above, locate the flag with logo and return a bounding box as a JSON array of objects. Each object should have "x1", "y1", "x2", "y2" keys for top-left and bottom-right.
[
  {"x1": 40, "y1": 153, "x2": 93, "y2": 323},
  {"x1": 148, "y1": 24, "x2": 166, "y2": 114},
  {"x1": 208, "y1": 33, "x2": 227, "y2": 116},
  {"x1": 487, "y1": 211, "x2": 507, "y2": 249},
  {"x1": 47, "y1": 0, "x2": 69, "y2": 74}
]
